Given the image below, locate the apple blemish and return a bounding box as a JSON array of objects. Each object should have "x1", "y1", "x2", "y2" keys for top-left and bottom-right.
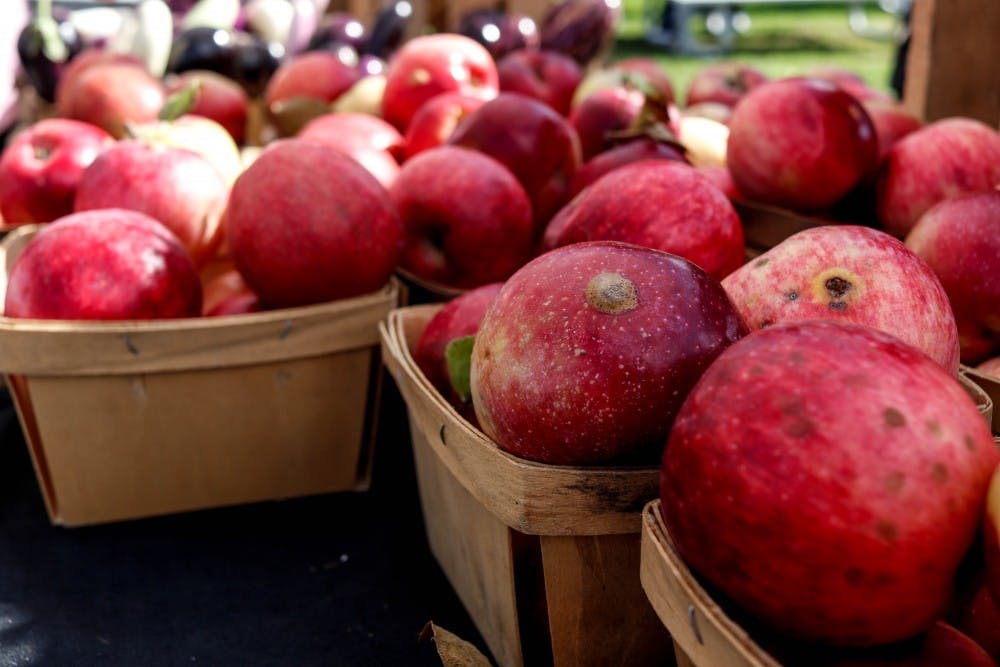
[{"x1": 585, "y1": 272, "x2": 637, "y2": 314}]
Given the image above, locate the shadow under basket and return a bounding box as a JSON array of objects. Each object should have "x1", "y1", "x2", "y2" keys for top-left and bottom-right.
[
  {"x1": 0, "y1": 225, "x2": 400, "y2": 526},
  {"x1": 379, "y1": 305, "x2": 674, "y2": 667}
]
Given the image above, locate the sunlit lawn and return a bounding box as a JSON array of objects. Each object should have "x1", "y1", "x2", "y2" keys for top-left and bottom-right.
[{"x1": 610, "y1": 2, "x2": 903, "y2": 104}]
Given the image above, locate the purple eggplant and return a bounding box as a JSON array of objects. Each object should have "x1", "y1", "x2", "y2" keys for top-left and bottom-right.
[
  {"x1": 17, "y1": 2, "x2": 82, "y2": 103},
  {"x1": 307, "y1": 11, "x2": 367, "y2": 52},
  {"x1": 167, "y1": 27, "x2": 283, "y2": 96},
  {"x1": 457, "y1": 8, "x2": 539, "y2": 62},
  {"x1": 362, "y1": 0, "x2": 412, "y2": 59},
  {"x1": 540, "y1": 0, "x2": 620, "y2": 66}
]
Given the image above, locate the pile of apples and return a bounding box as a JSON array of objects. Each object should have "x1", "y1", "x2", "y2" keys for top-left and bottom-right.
[{"x1": 2, "y1": 8, "x2": 1000, "y2": 663}]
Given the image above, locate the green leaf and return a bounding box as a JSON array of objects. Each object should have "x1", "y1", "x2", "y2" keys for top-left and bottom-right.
[
  {"x1": 444, "y1": 335, "x2": 476, "y2": 404},
  {"x1": 158, "y1": 81, "x2": 201, "y2": 121}
]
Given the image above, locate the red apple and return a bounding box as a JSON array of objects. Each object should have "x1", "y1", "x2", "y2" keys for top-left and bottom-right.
[
  {"x1": 568, "y1": 136, "x2": 688, "y2": 197},
  {"x1": 809, "y1": 65, "x2": 895, "y2": 104},
  {"x1": 265, "y1": 49, "x2": 361, "y2": 107},
  {"x1": 380, "y1": 33, "x2": 499, "y2": 131},
  {"x1": 202, "y1": 266, "x2": 260, "y2": 316},
  {"x1": 4, "y1": 209, "x2": 202, "y2": 320},
  {"x1": 682, "y1": 101, "x2": 733, "y2": 125},
  {"x1": 976, "y1": 357, "x2": 1000, "y2": 379},
  {"x1": 54, "y1": 48, "x2": 148, "y2": 112},
  {"x1": 697, "y1": 164, "x2": 741, "y2": 199},
  {"x1": 496, "y1": 48, "x2": 583, "y2": 116},
  {"x1": 727, "y1": 77, "x2": 878, "y2": 212},
  {"x1": 56, "y1": 60, "x2": 166, "y2": 138},
  {"x1": 609, "y1": 57, "x2": 676, "y2": 107},
  {"x1": 955, "y1": 585, "x2": 1000, "y2": 662},
  {"x1": 904, "y1": 191, "x2": 1000, "y2": 364},
  {"x1": 0, "y1": 118, "x2": 113, "y2": 225},
  {"x1": 73, "y1": 140, "x2": 229, "y2": 266},
  {"x1": 402, "y1": 92, "x2": 486, "y2": 159},
  {"x1": 448, "y1": 92, "x2": 582, "y2": 235},
  {"x1": 544, "y1": 160, "x2": 744, "y2": 280},
  {"x1": 470, "y1": 241, "x2": 748, "y2": 465},
  {"x1": 861, "y1": 99, "x2": 923, "y2": 164},
  {"x1": 818, "y1": 621, "x2": 1000, "y2": 667},
  {"x1": 297, "y1": 112, "x2": 404, "y2": 188},
  {"x1": 722, "y1": 224, "x2": 960, "y2": 374},
  {"x1": 414, "y1": 282, "x2": 504, "y2": 421},
  {"x1": 684, "y1": 61, "x2": 767, "y2": 108},
  {"x1": 569, "y1": 83, "x2": 647, "y2": 161},
  {"x1": 223, "y1": 138, "x2": 402, "y2": 308},
  {"x1": 661, "y1": 319, "x2": 999, "y2": 646},
  {"x1": 389, "y1": 146, "x2": 534, "y2": 289},
  {"x1": 876, "y1": 117, "x2": 1000, "y2": 238},
  {"x1": 165, "y1": 69, "x2": 250, "y2": 145}
]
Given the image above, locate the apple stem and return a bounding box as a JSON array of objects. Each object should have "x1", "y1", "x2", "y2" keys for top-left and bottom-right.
[{"x1": 158, "y1": 81, "x2": 202, "y2": 121}]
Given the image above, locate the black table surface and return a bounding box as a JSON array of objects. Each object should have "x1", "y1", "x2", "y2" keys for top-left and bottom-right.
[{"x1": 0, "y1": 378, "x2": 492, "y2": 666}]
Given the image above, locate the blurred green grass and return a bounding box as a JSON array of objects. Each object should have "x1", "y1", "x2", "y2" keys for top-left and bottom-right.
[{"x1": 610, "y1": 2, "x2": 903, "y2": 105}]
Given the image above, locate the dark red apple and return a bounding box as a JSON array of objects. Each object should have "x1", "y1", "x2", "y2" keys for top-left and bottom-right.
[
  {"x1": 56, "y1": 60, "x2": 165, "y2": 138},
  {"x1": 0, "y1": 118, "x2": 113, "y2": 225},
  {"x1": 955, "y1": 585, "x2": 1000, "y2": 662},
  {"x1": 861, "y1": 99, "x2": 923, "y2": 164},
  {"x1": 297, "y1": 111, "x2": 404, "y2": 188},
  {"x1": 609, "y1": 57, "x2": 676, "y2": 107},
  {"x1": 73, "y1": 140, "x2": 229, "y2": 266},
  {"x1": 389, "y1": 146, "x2": 534, "y2": 290},
  {"x1": 726, "y1": 77, "x2": 878, "y2": 212},
  {"x1": 544, "y1": 160, "x2": 744, "y2": 280},
  {"x1": 568, "y1": 136, "x2": 688, "y2": 197},
  {"x1": 457, "y1": 9, "x2": 540, "y2": 61},
  {"x1": 904, "y1": 191, "x2": 1000, "y2": 364},
  {"x1": 876, "y1": 117, "x2": 1000, "y2": 238},
  {"x1": 402, "y1": 92, "x2": 486, "y2": 159},
  {"x1": 696, "y1": 164, "x2": 741, "y2": 199},
  {"x1": 684, "y1": 61, "x2": 767, "y2": 108},
  {"x1": 470, "y1": 241, "x2": 748, "y2": 465},
  {"x1": 223, "y1": 138, "x2": 402, "y2": 308},
  {"x1": 496, "y1": 48, "x2": 583, "y2": 116},
  {"x1": 569, "y1": 83, "x2": 647, "y2": 161},
  {"x1": 380, "y1": 33, "x2": 499, "y2": 131},
  {"x1": 4, "y1": 208, "x2": 202, "y2": 320},
  {"x1": 165, "y1": 69, "x2": 250, "y2": 145},
  {"x1": 414, "y1": 282, "x2": 504, "y2": 421},
  {"x1": 448, "y1": 92, "x2": 582, "y2": 235},
  {"x1": 660, "y1": 319, "x2": 999, "y2": 646},
  {"x1": 818, "y1": 621, "x2": 1000, "y2": 667},
  {"x1": 722, "y1": 224, "x2": 960, "y2": 374}
]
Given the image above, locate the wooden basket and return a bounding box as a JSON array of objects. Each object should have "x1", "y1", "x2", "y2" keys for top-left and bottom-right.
[
  {"x1": 961, "y1": 365, "x2": 1000, "y2": 434},
  {"x1": 640, "y1": 499, "x2": 780, "y2": 667},
  {"x1": 379, "y1": 304, "x2": 674, "y2": 667},
  {"x1": 0, "y1": 225, "x2": 400, "y2": 526}
]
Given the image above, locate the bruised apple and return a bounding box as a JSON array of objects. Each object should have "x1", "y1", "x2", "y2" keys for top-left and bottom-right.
[
  {"x1": 660, "y1": 320, "x2": 999, "y2": 646},
  {"x1": 470, "y1": 241, "x2": 747, "y2": 465},
  {"x1": 4, "y1": 209, "x2": 202, "y2": 320},
  {"x1": 543, "y1": 160, "x2": 744, "y2": 280},
  {"x1": 223, "y1": 139, "x2": 402, "y2": 308},
  {"x1": 722, "y1": 225, "x2": 960, "y2": 374},
  {"x1": 414, "y1": 282, "x2": 503, "y2": 422}
]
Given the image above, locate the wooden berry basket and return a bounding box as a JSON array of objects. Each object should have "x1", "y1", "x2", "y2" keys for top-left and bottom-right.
[
  {"x1": 961, "y1": 365, "x2": 1000, "y2": 434},
  {"x1": 640, "y1": 499, "x2": 781, "y2": 667},
  {"x1": 0, "y1": 225, "x2": 400, "y2": 526},
  {"x1": 379, "y1": 304, "x2": 674, "y2": 667}
]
